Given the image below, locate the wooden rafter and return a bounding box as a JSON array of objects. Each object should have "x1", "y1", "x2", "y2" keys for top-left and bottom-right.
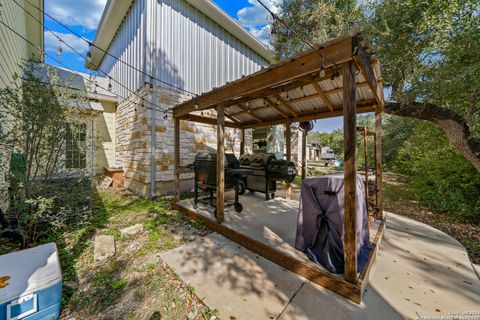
[
  {"x1": 239, "y1": 102, "x2": 263, "y2": 123},
  {"x1": 173, "y1": 37, "x2": 354, "y2": 118},
  {"x1": 353, "y1": 39, "x2": 384, "y2": 109},
  {"x1": 312, "y1": 82, "x2": 334, "y2": 112},
  {"x1": 276, "y1": 96, "x2": 298, "y2": 117},
  {"x1": 262, "y1": 97, "x2": 289, "y2": 118},
  {"x1": 286, "y1": 82, "x2": 370, "y2": 106},
  {"x1": 242, "y1": 100, "x2": 377, "y2": 129}
]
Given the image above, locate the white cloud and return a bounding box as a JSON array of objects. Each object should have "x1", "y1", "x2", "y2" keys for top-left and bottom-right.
[
  {"x1": 44, "y1": 31, "x2": 90, "y2": 55},
  {"x1": 45, "y1": 0, "x2": 108, "y2": 30},
  {"x1": 237, "y1": 0, "x2": 278, "y2": 45}
]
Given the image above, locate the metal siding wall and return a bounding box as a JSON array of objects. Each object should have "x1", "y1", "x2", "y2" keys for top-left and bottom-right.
[
  {"x1": 99, "y1": 0, "x2": 147, "y2": 100},
  {"x1": 100, "y1": 0, "x2": 269, "y2": 100},
  {"x1": 0, "y1": 0, "x2": 29, "y2": 88}
]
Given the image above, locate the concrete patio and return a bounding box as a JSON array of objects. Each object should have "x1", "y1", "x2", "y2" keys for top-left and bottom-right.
[{"x1": 162, "y1": 195, "x2": 480, "y2": 319}]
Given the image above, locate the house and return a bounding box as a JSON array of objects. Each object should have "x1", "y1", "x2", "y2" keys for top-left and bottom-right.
[
  {"x1": 31, "y1": 65, "x2": 119, "y2": 175},
  {"x1": 86, "y1": 0, "x2": 286, "y2": 197},
  {"x1": 0, "y1": 0, "x2": 44, "y2": 212}
]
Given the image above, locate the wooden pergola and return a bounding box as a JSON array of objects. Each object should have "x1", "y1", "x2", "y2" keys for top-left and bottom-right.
[{"x1": 172, "y1": 32, "x2": 385, "y2": 303}]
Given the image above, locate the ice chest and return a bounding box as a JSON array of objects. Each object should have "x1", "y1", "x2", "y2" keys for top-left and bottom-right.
[{"x1": 0, "y1": 243, "x2": 62, "y2": 320}]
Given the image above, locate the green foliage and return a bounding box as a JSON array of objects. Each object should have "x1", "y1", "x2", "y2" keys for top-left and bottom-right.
[
  {"x1": 0, "y1": 62, "x2": 95, "y2": 247},
  {"x1": 390, "y1": 121, "x2": 480, "y2": 221},
  {"x1": 271, "y1": 0, "x2": 364, "y2": 60},
  {"x1": 272, "y1": 0, "x2": 480, "y2": 221}
]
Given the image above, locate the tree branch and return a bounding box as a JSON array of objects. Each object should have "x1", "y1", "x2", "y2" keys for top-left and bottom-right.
[{"x1": 384, "y1": 101, "x2": 480, "y2": 172}]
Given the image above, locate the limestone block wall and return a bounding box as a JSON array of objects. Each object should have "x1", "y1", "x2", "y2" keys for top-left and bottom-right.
[{"x1": 116, "y1": 84, "x2": 251, "y2": 197}]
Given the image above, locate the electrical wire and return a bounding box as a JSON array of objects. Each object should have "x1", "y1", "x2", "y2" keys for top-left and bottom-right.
[
  {"x1": 18, "y1": 0, "x2": 198, "y2": 97},
  {"x1": 0, "y1": 19, "x2": 170, "y2": 117},
  {"x1": 256, "y1": 0, "x2": 338, "y2": 68},
  {"x1": 10, "y1": 0, "x2": 174, "y2": 111}
]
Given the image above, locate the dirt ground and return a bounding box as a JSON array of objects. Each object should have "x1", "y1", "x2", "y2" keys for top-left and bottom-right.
[{"x1": 60, "y1": 188, "x2": 217, "y2": 320}]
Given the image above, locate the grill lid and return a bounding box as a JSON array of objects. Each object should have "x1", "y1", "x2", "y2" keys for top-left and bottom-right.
[{"x1": 252, "y1": 153, "x2": 276, "y2": 167}]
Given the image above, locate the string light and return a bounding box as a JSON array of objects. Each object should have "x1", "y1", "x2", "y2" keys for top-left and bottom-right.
[
  {"x1": 56, "y1": 44, "x2": 62, "y2": 56},
  {"x1": 319, "y1": 57, "x2": 326, "y2": 77},
  {"x1": 13, "y1": 0, "x2": 198, "y2": 98},
  {"x1": 0, "y1": 19, "x2": 174, "y2": 119},
  {"x1": 107, "y1": 76, "x2": 112, "y2": 92}
]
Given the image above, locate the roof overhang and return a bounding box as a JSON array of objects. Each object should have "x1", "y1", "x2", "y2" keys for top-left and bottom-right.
[
  {"x1": 172, "y1": 31, "x2": 385, "y2": 129},
  {"x1": 87, "y1": 0, "x2": 274, "y2": 70}
]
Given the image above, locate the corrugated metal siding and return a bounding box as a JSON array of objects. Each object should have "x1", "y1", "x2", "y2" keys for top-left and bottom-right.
[
  {"x1": 99, "y1": 0, "x2": 269, "y2": 101},
  {"x1": 0, "y1": 0, "x2": 28, "y2": 88}
]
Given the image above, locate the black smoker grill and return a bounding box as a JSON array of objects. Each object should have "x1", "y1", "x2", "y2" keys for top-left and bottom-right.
[
  {"x1": 194, "y1": 153, "x2": 253, "y2": 215},
  {"x1": 239, "y1": 153, "x2": 297, "y2": 200}
]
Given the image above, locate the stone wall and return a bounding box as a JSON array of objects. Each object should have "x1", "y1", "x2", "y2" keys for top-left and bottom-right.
[{"x1": 116, "y1": 84, "x2": 251, "y2": 197}]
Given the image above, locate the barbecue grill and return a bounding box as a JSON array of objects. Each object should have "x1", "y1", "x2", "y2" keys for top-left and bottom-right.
[
  {"x1": 193, "y1": 153, "x2": 253, "y2": 215},
  {"x1": 239, "y1": 153, "x2": 297, "y2": 200}
]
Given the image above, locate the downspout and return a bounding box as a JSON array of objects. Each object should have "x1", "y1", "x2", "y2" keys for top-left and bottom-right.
[
  {"x1": 145, "y1": 0, "x2": 156, "y2": 199},
  {"x1": 150, "y1": 80, "x2": 156, "y2": 198}
]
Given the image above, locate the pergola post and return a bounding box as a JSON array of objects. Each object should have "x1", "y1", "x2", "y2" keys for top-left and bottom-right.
[
  {"x1": 240, "y1": 128, "x2": 245, "y2": 155},
  {"x1": 343, "y1": 61, "x2": 357, "y2": 283},
  {"x1": 216, "y1": 106, "x2": 225, "y2": 223},
  {"x1": 173, "y1": 117, "x2": 180, "y2": 203},
  {"x1": 285, "y1": 123, "x2": 292, "y2": 199},
  {"x1": 301, "y1": 130, "x2": 307, "y2": 180},
  {"x1": 375, "y1": 109, "x2": 383, "y2": 220},
  {"x1": 363, "y1": 128, "x2": 369, "y2": 217}
]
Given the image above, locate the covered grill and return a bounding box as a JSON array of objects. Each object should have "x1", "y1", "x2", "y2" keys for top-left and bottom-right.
[
  {"x1": 194, "y1": 153, "x2": 253, "y2": 215},
  {"x1": 239, "y1": 153, "x2": 297, "y2": 200}
]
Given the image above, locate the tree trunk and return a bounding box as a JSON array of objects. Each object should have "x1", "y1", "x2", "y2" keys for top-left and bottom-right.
[{"x1": 384, "y1": 102, "x2": 480, "y2": 172}]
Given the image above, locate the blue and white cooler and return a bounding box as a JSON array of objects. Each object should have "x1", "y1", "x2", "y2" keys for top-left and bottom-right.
[{"x1": 0, "y1": 243, "x2": 62, "y2": 320}]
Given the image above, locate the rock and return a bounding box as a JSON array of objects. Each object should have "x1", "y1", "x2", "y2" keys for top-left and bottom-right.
[
  {"x1": 94, "y1": 235, "x2": 115, "y2": 261},
  {"x1": 120, "y1": 224, "x2": 144, "y2": 237},
  {"x1": 63, "y1": 281, "x2": 79, "y2": 290}
]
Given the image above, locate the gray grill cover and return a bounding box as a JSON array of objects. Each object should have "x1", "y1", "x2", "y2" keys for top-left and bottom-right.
[{"x1": 295, "y1": 174, "x2": 371, "y2": 274}]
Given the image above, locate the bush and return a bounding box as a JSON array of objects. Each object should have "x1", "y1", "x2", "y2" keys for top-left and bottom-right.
[{"x1": 391, "y1": 121, "x2": 480, "y2": 222}]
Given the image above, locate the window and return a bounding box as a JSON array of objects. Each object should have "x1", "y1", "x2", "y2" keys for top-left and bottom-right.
[{"x1": 66, "y1": 124, "x2": 87, "y2": 169}]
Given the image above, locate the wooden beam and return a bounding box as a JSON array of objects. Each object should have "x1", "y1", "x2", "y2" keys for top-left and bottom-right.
[
  {"x1": 220, "y1": 69, "x2": 340, "y2": 111},
  {"x1": 173, "y1": 117, "x2": 180, "y2": 203},
  {"x1": 180, "y1": 114, "x2": 240, "y2": 128},
  {"x1": 276, "y1": 96, "x2": 299, "y2": 117},
  {"x1": 285, "y1": 123, "x2": 292, "y2": 200},
  {"x1": 312, "y1": 82, "x2": 334, "y2": 112},
  {"x1": 174, "y1": 202, "x2": 362, "y2": 303},
  {"x1": 242, "y1": 101, "x2": 376, "y2": 129},
  {"x1": 173, "y1": 37, "x2": 354, "y2": 118},
  {"x1": 240, "y1": 103, "x2": 263, "y2": 123},
  {"x1": 353, "y1": 37, "x2": 384, "y2": 109},
  {"x1": 375, "y1": 109, "x2": 383, "y2": 219},
  {"x1": 301, "y1": 130, "x2": 307, "y2": 180},
  {"x1": 263, "y1": 97, "x2": 289, "y2": 118},
  {"x1": 343, "y1": 61, "x2": 357, "y2": 283},
  {"x1": 286, "y1": 82, "x2": 369, "y2": 105},
  {"x1": 240, "y1": 128, "x2": 245, "y2": 155},
  {"x1": 224, "y1": 112, "x2": 240, "y2": 123},
  {"x1": 358, "y1": 219, "x2": 386, "y2": 297},
  {"x1": 216, "y1": 106, "x2": 225, "y2": 223}
]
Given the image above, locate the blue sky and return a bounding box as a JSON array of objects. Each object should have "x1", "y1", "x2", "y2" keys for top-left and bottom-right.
[{"x1": 43, "y1": 0, "x2": 342, "y2": 132}]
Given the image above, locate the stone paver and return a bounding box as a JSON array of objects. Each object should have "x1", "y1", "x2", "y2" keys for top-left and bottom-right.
[
  {"x1": 120, "y1": 224, "x2": 144, "y2": 237},
  {"x1": 94, "y1": 235, "x2": 115, "y2": 262}
]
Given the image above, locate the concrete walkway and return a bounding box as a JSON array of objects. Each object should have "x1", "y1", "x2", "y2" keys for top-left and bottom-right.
[{"x1": 161, "y1": 213, "x2": 480, "y2": 320}]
